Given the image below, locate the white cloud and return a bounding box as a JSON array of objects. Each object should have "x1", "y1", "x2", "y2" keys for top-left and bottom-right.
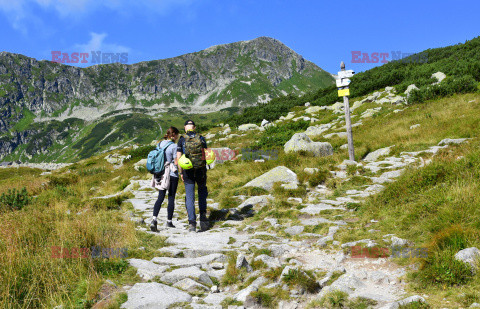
[
  {"x1": 73, "y1": 32, "x2": 130, "y2": 54},
  {"x1": 0, "y1": 0, "x2": 197, "y2": 33}
]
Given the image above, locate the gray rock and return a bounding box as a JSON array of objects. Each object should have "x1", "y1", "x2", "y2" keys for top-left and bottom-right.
[
  {"x1": 234, "y1": 277, "x2": 267, "y2": 302},
  {"x1": 318, "y1": 273, "x2": 365, "y2": 298},
  {"x1": 264, "y1": 217, "x2": 279, "y2": 227},
  {"x1": 405, "y1": 84, "x2": 419, "y2": 96},
  {"x1": 324, "y1": 132, "x2": 347, "y2": 139},
  {"x1": 238, "y1": 195, "x2": 274, "y2": 208},
  {"x1": 173, "y1": 278, "x2": 209, "y2": 293},
  {"x1": 390, "y1": 236, "x2": 409, "y2": 247},
  {"x1": 410, "y1": 124, "x2": 421, "y2": 129},
  {"x1": 207, "y1": 269, "x2": 227, "y2": 280},
  {"x1": 120, "y1": 282, "x2": 191, "y2": 308},
  {"x1": 222, "y1": 127, "x2": 232, "y2": 135},
  {"x1": 211, "y1": 263, "x2": 224, "y2": 270},
  {"x1": 284, "y1": 133, "x2": 333, "y2": 157},
  {"x1": 304, "y1": 123, "x2": 333, "y2": 137},
  {"x1": 385, "y1": 86, "x2": 395, "y2": 92},
  {"x1": 269, "y1": 244, "x2": 292, "y2": 257},
  {"x1": 151, "y1": 253, "x2": 226, "y2": 268},
  {"x1": 351, "y1": 100, "x2": 363, "y2": 110},
  {"x1": 304, "y1": 167, "x2": 319, "y2": 174},
  {"x1": 300, "y1": 203, "x2": 344, "y2": 215},
  {"x1": 380, "y1": 295, "x2": 427, "y2": 309},
  {"x1": 244, "y1": 166, "x2": 298, "y2": 191},
  {"x1": 285, "y1": 225, "x2": 304, "y2": 236},
  {"x1": 390, "y1": 96, "x2": 405, "y2": 105},
  {"x1": 281, "y1": 266, "x2": 295, "y2": 277},
  {"x1": 364, "y1": 146, "x2": 393, "y2": 162},
  {"x1": 203, "y1": 293, "x2": 228, "y2": 305},
  {"x1": 455, "y1": 247, "x2": 480, "y2": 271},
  {"x1": 305, "y1": 106, "x2": 321, "y2": 114},
  {"x1": 236, "y1": 254, "x2": 253, "y2": 272},
  {"x1": 278, "y1": 301, "x2": 299, "y2": 309},
  {"x1": 128, "y1": 259, "x2": 169, "y2": 280},
  {"x1": 254, "y1": 254, "x2": 281, "y2": 268},
  {"x1": 160, "y1": 266, "x2": 213, "y2": 286},
  {"x1": 432, "y1": 72, "x2": 446, "y2": 84},
  {"x1": 438, "y1": 138, "x2": 468, "y2": 146},
  {"x1": 368, "y1": 271, "x2": 390, "y2": 284},
  {"x1": 238, "y1": 123, "x2": 259, "y2": 131}
]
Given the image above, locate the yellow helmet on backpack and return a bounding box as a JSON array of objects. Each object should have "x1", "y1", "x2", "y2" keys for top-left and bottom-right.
[
  {"x1": 204, "y1": 148, "x2": 215, "y2": 165},
  {"x1": 178, "y1": 154, "x2": 193, "y2": 170}
]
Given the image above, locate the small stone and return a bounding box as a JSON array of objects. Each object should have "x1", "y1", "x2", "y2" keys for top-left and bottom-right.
[
  {"x1": 455, "y1": 247, "x2": 480, "y2": 271},
  {"x1": 236, "y1": 254, "x2": 253, "y2": 272}
]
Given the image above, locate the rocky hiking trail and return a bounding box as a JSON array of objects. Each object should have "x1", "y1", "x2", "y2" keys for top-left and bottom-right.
[{"x1": 114, "y1": 137, "x2": 470, "y2": 309}]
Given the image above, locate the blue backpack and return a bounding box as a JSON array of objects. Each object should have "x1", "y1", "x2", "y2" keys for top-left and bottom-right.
[{"x1": 146, "y1": 141, "x2": 174, "y2": 174}]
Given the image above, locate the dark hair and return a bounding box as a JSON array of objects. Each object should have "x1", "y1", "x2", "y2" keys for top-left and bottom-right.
[{"x1": 163, "y1": 127, "x2": 179, "y2": 140}]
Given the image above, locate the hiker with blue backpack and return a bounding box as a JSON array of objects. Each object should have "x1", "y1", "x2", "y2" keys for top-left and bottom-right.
[
  {"x1": 147, "y1": 126, "x2": 180, "y2": 232},
  {"x1": 177, "y1": 120, "x2": 214, "y2": 233}
]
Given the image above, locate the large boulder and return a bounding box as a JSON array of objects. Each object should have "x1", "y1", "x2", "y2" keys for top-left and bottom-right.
[
  {"x1": 284, "y1": 133, "x2": 333, "y2": 157},
  {"x1": 238, "y1": 123, "x2": 259, "y2": 131},
  {"x1": 455, "y1": 247, "x2": 480, "y2": 272},
  {"x1": 405, "y1": 84, "x2": 419, "y2": 96},
  {"x1": 432, "y1": 72, "x2": 446, "y2": 84},
  {"x1": 244, "y1": 166, "x2": 298, "y2": 191}
]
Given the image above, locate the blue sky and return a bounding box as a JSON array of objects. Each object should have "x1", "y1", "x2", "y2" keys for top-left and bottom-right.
[{"x1": 0, "y1": 0, "x2": 479, "y2": 74}]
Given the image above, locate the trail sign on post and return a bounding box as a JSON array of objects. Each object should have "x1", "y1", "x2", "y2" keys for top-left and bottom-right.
[{"x1": 337, "y1": 61, "x2": 355, "y2": 161}]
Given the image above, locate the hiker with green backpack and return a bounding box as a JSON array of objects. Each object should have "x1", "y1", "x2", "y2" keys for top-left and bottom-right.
[
  {"x1": 176, "y1": 120, "x2": 209, "y2": 232},
  {"x1": 147, "y1": 127, "x2": 180, "y2": 232}
]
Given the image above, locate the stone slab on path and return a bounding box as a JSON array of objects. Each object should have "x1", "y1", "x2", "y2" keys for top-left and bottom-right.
[
  {"x1": 160, "y1": 266, "x2": 213, "y2": 286},
  {"x1": 127, "y1": 259, "x2": 169, "y2": 281},
  {"x1": 151, "y1": 253, "x2": 227, "y2": 267},
  {"x1": 121, "y1": 282, "x2": 191, "y2": 309},
  {"x1": 300, "y1": 203, "x2": 345, "y2": 215}
]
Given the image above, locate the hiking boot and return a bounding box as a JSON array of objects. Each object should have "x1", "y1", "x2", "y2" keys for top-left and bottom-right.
[
  {"x1": 199, "y1": 213, "x2": 209, "y2": 232},
  {"x1": 150, "y1": 219, "x2": 158, "y2": 232},
  {"x1": 188, "y1": 223, "x2": 196, "y2": 233},
  {"x1": 166, "y1": 221, "x2": 176, "y2": 228}
]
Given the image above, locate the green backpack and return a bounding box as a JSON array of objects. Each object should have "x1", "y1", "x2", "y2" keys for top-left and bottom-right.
[{"x1": 185, "y1": 134, "x2": 206, "y2": 169}]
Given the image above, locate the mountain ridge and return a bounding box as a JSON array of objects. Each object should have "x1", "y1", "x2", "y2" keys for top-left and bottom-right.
[{"x1": 0, "y1": 36, "x2": 333, "y2": 128}]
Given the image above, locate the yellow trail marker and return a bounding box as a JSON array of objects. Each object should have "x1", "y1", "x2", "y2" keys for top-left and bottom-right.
[{"x1": 338, "y1": 88, "x2": 350, "y2": 97}]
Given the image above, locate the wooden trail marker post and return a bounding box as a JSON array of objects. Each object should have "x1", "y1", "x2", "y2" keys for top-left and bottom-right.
[{"x1": 337, "y1": 61, "x2": 355, "y2": 161}]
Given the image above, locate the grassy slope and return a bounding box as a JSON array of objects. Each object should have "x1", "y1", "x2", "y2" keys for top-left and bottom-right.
[
  {"x1": 1, "y1": 91, "x2": 480, "y2": 307},
  {"x1": 207, "y1": 92, "x2": 480, "y2": 307},
  {"x1": 0, "y1": 154, "x2": 169, "y2": 308}
]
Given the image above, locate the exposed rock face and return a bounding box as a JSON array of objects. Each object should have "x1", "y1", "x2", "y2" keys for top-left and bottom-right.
[{"x1": 0, "y1": 37, "x2": 333, "y2": 130}]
